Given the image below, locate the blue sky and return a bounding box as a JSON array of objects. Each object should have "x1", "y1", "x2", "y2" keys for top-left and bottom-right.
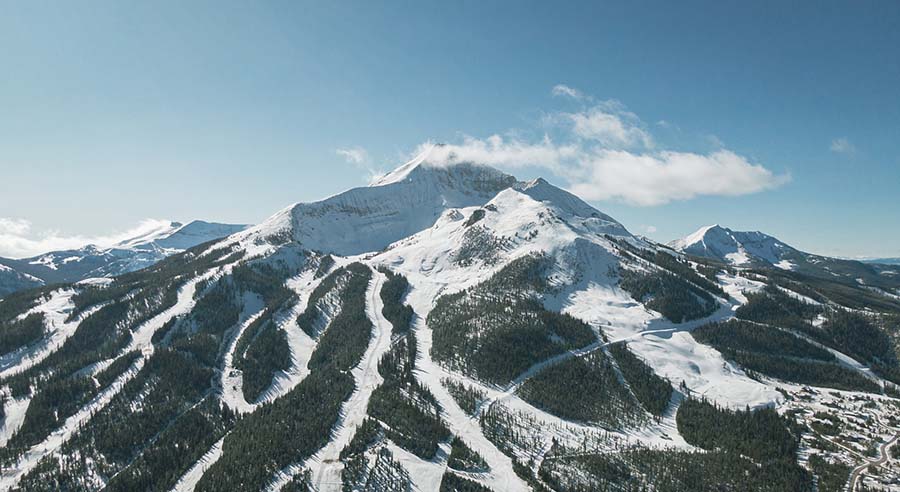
[{"x1": 1, "y1": 1, "x2": 898, "y2": 258}]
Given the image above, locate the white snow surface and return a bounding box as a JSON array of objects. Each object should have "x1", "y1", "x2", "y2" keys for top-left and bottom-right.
[
  {"x1": 170, "y1": 435, "x2": 226, "y2": 492},
  {"x1": 303, "y1": 270, "x2": 393, "y2": 491},
  {"x1": 0, "y1": 266, "x2": 228, "y2": 490},
  {"x1": 670, "y1": 224, "x2": 799, "y2": 268},
  {"x1": 0, "y1": 289, "x2": 107, "y2": 379}
]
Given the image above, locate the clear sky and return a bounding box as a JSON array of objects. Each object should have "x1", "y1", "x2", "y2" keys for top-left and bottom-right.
[{"x1": 2, "y1": 1, "x2": 898, "y2": 259}]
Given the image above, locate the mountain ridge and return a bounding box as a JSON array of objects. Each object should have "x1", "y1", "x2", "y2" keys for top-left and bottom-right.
[{"x1": 0, "y1": 159, "x2": 898, "y2": 491}]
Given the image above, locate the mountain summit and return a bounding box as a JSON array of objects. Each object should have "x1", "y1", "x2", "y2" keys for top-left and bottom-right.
[
  {"x1": 668, "y1": 224, "x2": 797, "y2": 269},
  {"x1": 0, "y1": 159, "x2": 898, "y2": 491}
]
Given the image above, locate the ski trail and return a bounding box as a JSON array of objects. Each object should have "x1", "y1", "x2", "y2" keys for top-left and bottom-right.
[
  {"x1": 170, "y1": 434, "x2": 226, "y2": 492},
  {"x1": 411, "y1": 316, "x2": 530, "y2": 492},
  {"x1": 300, "y1": 270, "x2": 392, "y2": 492},
  {"x1": 192, "y1": 268, "x2": 328, "y2": 488},
  {"x1": 221, "y1": 268, "x2": 333, "y2": 414},
  {"x1": 219, "y1": 305, "x2": 266, "y2": 414},
  {"x1": 0, "y1": 269, "x2": 222, "y2": 490},
  {"x1": 0, "y1": 396, "x2": 31, "y2": 447},
  {"x1": 250, "y1": 269, "x2": 321, "y2": 407},
  {"x1": 0, "y1": 289, "x2": 106, "y2": 379}
]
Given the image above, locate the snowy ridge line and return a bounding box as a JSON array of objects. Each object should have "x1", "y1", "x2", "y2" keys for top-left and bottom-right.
[
  {"x1": 0, "y1": 290, "x2": 108, "y2": 379},
  {"x1": 297, "y1": 269, "x2": 393, "y2": 492},
  {"x1": 170, "y1": 434, "x2": 227, "y2": 492},
  {"x1": 0, "y1": 266, "x2": 227, "y2": 490}
]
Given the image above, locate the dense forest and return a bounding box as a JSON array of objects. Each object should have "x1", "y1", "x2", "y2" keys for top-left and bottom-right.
[
  {"x1": 517, "y1": 350, "x2": 647, "y2": 429},
  {"x1": 193, "y1": 262, "x2": 372, "y2": 491},
  {"x1": 429, "y1": 255, "x2": 595, "y2": 385},
  {"x1": 619, "y1": 268, "x2": 717, "y2": 323},
  {"x1": 608, "y1": 342, "x2": 673, "y2": 417}
]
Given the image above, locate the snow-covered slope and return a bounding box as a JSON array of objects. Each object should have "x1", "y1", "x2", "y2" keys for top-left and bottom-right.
[
  {"x1": 0, "y1": 264, "x2": 43, "y2": 298},
  {"x1": 669, "y1": 224, "x2": 797, "y2": 268},
  {"x1": 0, "y1": 220, "x2": 248, "y2": 295},
  {"x1": 670, "y1": 224, "x2": 900, "y2": 290},
  {"x1": 2, "y1": 158, "x2": 898, "y2": 491}
]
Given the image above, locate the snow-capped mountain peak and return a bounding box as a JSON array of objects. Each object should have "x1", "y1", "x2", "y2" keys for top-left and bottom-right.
[{"x1": 668, "y1": 224, "x2": 795, "y2": 267}]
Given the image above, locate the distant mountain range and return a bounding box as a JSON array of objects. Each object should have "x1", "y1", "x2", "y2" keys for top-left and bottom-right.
[
  {"x1": 0, "y1": 153, "x2": 898, "y2": 491},
  {"x1": 668, "y1": 224, "x2": 900, "y2": 289},
  {"x1": 0, "y1": 220, "x2": 248, "y2": 296}
]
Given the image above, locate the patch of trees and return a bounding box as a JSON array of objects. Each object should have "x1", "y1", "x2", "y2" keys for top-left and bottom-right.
[
  {"x1": 454, "y1": 225, "x2": 510, "y2": 267},
  {"x1": 430, "y1": 255, "x2": 594, "y2": 385},
  {"x1": 442, "y1": 378, "x2": 486, "y2": 416},
  {"x1": 378, "y1": 267, "x2": 414, "y2": 334},
  {"x1": 430, "y1": 294, "x2": 595, "y2": 385},
  {"x1": 447, "y1": 437, "x2": 488, "y2": 472},
  {"x1": 229, "y1": 262, "x2": 296, "y2": 402},
  {"x1": 18, "y1": 348, "x2": 216, "y2": 488},
  {"x1": 612, "y1": 238, "x2": 728, "y2": 299},
  {"x1": 694, "y1": 319, "x2": 834, "y2": 361},
  {"x1": 0, "y1": 312, "x2": 45, "y2": 356},
  {"x1": 365, "y1": 271, "x2": 450, "y2": 460},
  {"x1": 735, "y1": 285, "x2": 822, "y2": 332},
  {"x1": 297, "y1": 265, "x2": 351, "y2": 338},
  {"x1": 609, "y1": 343, "x2": 673, "y2": 417},
  {"x1": 540, "y1": 443, "x2": 813, "y2": 492},
  {"x1": 821, "y1": 311, "x2": 899, "y2": 383},
  {"x1": 194, "y1": 263, "x2": 372, "y2": 492},
  {"x1": 440, "y1": 472, "x2": 492, "y2": 492},
  {"x1": 807, "y1": 454, "x2": 851, "y2": 492},
  {"x1": 733, "y1": 350, "x2": 879, "y2": 393},
  {"x1": 517, "y1": 350, "x2": 646, "y2": 429},
  {"x1": 313, "y1": 253, "x2": 335, "y2": 278},
  {"x1": 343, "y1": 446, "x2": 413, "y2": 492},
  {"x1": 0, "y1": 287, "x2": 53, "y2": 323},
  {"x1": 676, "y1": 397, "x2": 799, "y2": 463},
  {"x1": 619, "y1": 269, "x2": 717, "y2": 323},
  {"x1": 237, "y1": 319, "x2": 291, "y2": 402},
  {"x1": 103, "y1": 399, "x2": 236, "y2": 492},
  {"x1": 70, "y1": 240, "x2": 242, "y2": 316},
  {"x1": 464, "y1": 208, "x2": 486, "y2": 227}
]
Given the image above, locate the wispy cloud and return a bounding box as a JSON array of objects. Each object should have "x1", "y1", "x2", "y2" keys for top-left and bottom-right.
[
  {"x1": 551, "y1": 84, "x2": 586, "y2": 100},
  {"x1": 0, "y1": 218, "x2": 174, "y2": 259},
  {"x1": 830, "y1": 137, "x2": 855, "y2": 154},
  {"x1": 416, "y1": 85, "x2": 790, "y2": 206},
  {"x1": 336, "y1": 146, "x2": 370, "y2": 165}
]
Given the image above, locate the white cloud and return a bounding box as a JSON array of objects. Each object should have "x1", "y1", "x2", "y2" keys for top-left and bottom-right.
[
  {"x1": 644, "y1": 225, "x2": 658, "y2": 234},
  {"x1": 567, "y1": 149, "x2": 790, "y2": 206},
  {"x1": 0, "y1": 218, "x2": 31, "y2": 236},
  {"x1": 830, "y1": 137, "x2": 855, "y2": 154},
  {"x1": 336, "y1": 146, "x2": 370, "y2": 165},
  {"x1": 565, "y1": 106, "x2": 653, "y2": 149},
  {"x1": 551, "y1": 84, "x2": 585, "y2": 100},
  {"x1": 416, "y1": 87, "x2": 790, "y2": 206},
  {"x1": 0, "y1": 218, "x2": 174, "y2": 259}
]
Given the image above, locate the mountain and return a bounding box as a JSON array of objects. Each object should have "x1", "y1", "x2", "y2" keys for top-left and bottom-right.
[
  {"x1": 0, "y1": 154, "x2": 898, "y2": 491},
  {"x1": 863, "y1": 257, "x2": 900, "y2": 266},
  {"x1": 0, "y1": 265, "x2": 43, "y2": 298},
  {"x1": 0, "y1": 220, "x2": 248, "y2": 297},
  {"x1": 669, "y1": 224, "x2": 900, "y2": 291}
]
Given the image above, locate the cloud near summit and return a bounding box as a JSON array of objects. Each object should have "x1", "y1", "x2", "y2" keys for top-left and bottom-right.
[{"x1": 417, "y1": 86, "x2": 790, "y2": 206}]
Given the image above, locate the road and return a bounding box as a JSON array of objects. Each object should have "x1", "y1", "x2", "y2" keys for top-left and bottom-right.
[{"x1": 846, "y1": 431, "x2": 899, "y2": 491}]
